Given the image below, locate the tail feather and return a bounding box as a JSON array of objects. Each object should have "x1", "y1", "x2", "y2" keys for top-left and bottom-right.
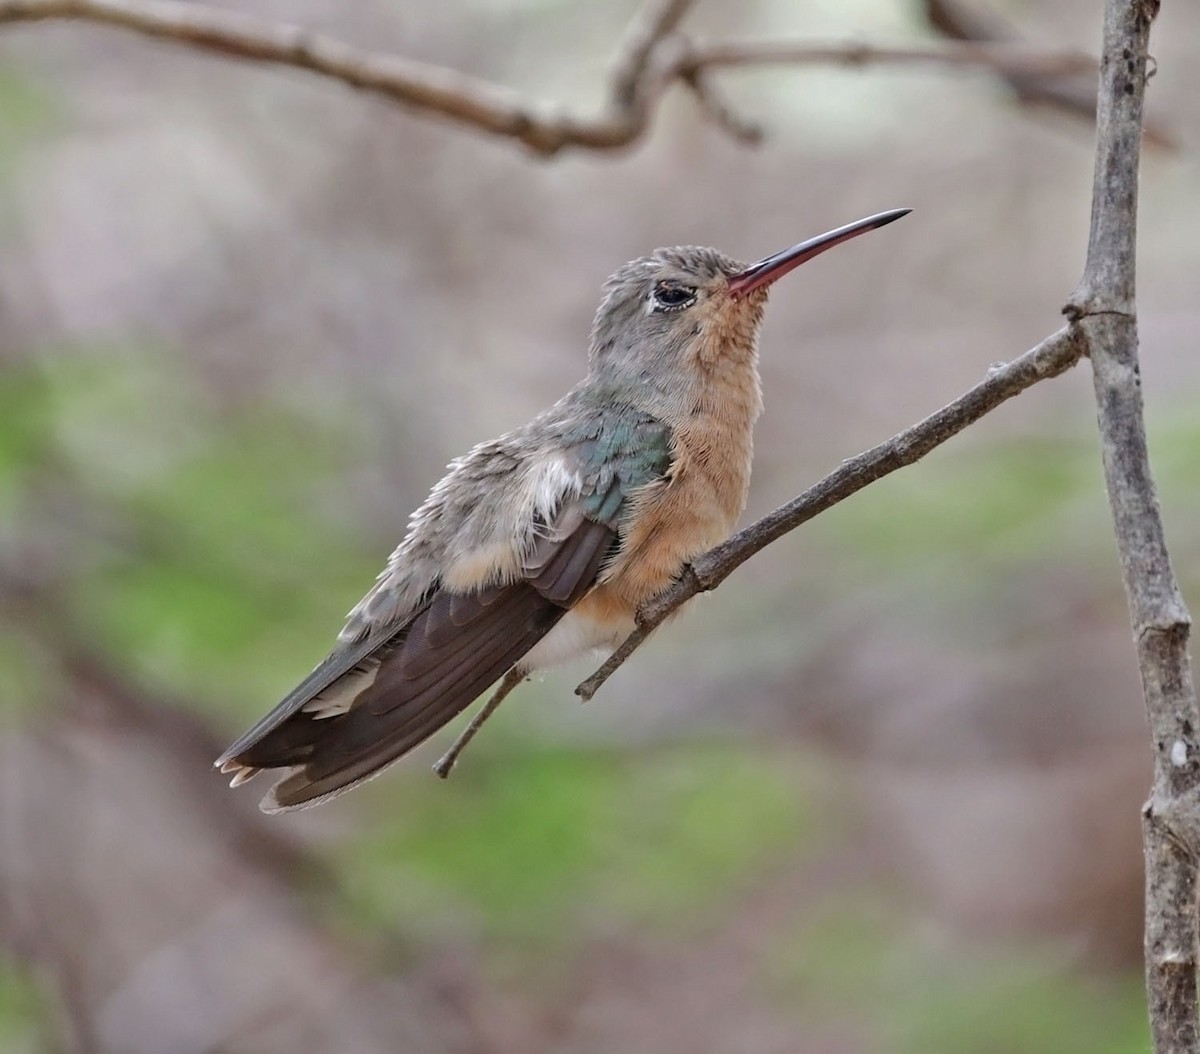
[
  {"x1": 229, "y1": 582, "x2": 567, "y2": 811},
  {"x1": 218, "y1": 494, "x2": 620, "y2": 811}
]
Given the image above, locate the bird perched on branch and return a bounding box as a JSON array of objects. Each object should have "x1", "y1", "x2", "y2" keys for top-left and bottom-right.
[{"x1": 216, "y1": 208, "x2": 909, "y2": 811}]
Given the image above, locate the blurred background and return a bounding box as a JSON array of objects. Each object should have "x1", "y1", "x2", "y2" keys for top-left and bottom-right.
[{"x1": 1, "y1": 0, "x2": 1198, "y2": 1050}]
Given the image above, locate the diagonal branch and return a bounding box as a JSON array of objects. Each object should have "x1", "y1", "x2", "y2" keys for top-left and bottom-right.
[
  {"x1": 576, "y1": 326, "x2": 1086, "y2": 701},
  {"x1": 0, "y1": 0, "x2": 1099, "y2": 156},
  {"x1": 1063, "y1": 2, "x2": 1198, "y2": 1051}
]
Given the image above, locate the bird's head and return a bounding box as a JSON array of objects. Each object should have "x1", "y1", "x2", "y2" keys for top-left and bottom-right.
[{"x1": 587, "y1": 209, "x2": 910, "y2": 399}]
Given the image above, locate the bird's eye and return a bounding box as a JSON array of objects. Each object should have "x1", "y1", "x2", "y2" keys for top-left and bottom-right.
[{"x1": 650, "y1": 281, "x2": 697, "y2": 312}]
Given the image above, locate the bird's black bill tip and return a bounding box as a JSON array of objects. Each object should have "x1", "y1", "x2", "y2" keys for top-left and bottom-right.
[
  {"x1": 728, "y1": 207, "x2": 912, "y2": 299},
  {"x1": 870, "y1": 207, "x2": 913, "y2": 228}
]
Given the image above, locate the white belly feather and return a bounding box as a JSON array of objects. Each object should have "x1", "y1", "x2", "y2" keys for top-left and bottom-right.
[{"x1": 520, "y1": 605, "x2": 632, "y2": 672}]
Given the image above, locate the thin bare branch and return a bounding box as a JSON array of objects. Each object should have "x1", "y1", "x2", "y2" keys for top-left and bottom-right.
[
  {"x1": 0, "y1": 0, "x2": 1102, "y2": 156},
  {"x1": 0, "y1": 0, "x2": 610, "y2": 154},
  {"x1": 681, "y1": 38, "x2": 1096, "y2": 80},
  {"x1": 577, "y1": 326, "x2": 1085, "y2": 701},
  {"x1": 678, "y1": 67, "x2": 764, "y2": 146},
  {"x1": 1062, "y1": 2, "x2": 1196, "y2": 1050}
]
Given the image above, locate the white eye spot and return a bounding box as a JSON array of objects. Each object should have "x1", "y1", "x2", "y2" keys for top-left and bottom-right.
[{"x1": 649, "y1": 281, "x2": 697, "y2": 313}]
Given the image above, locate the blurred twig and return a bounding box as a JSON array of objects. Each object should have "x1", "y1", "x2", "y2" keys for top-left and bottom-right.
[
  {"x1": 575, "y1": 326, "x2": 1086, "y2": 701},
  {"x1": 681, "y1": 38, "x2": 1095, "y2": 79},
  {"x1": 609, "y1": 0, "x2": 695, "y2": 109},
  {"x1": 921, "y1": 0, "x2": 1175, "y2": 149},
  {"x1": 1061, "y1": 1, "x2": 1198, "y2": 1050},
  {"x1": 0, "y1": 0, "x2": 1099, "y2": 156}
]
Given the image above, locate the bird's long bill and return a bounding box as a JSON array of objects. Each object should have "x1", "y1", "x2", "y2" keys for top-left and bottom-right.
[{"x1": 726, "y1": 208, "x2": 911, "y2": 299}]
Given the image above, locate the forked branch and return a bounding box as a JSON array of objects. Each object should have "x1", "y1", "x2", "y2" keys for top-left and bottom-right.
[{"x1": 0, "y1": 0, "x2": 1097, "y2": 156}]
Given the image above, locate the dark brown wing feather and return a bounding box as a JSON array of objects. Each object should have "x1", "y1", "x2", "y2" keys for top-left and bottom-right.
[
  {"x1": 234, "y1": 513, "x2": 616, "y2": 812},
  {"x1": 214, "y1": 623, "x2": 411, "y2": 770}
]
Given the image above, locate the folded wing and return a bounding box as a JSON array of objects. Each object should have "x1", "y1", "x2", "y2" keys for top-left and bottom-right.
[
  {"x1": 217, "y1": 497, "x2": 614, "y2": 810},
  {"x1": 216, "y1": 402, "x2": 673, "y2": 812}
]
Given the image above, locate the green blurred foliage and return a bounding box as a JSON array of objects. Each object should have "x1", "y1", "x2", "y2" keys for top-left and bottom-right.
[
  {"x1": 0, "y1": 68, "x2": 57, "y2": 193},
  {"x1": 0, "y1": 367, "x2": 52, "y2": 497},
  {"x1": 338, "y1": 743, "x2": 815, "y2": 948},
  {"x1": 766, "y1": 897, "x2": 1150, "y2": 1054},
  {"x1": 813, "y1": 414, "x2": 1200, "y2": 595},
  {"x1": 0, "y1": 349, "x2": 381, "y2": 722},
  {"x1": 892, "y1": 962, "x2": 1147, "y2": 1054},
  {"x1": 0, "y1": 957, "x2": 52, "y2": 1054},
  {"x1": 0, "y1": 634, "x2": 57, "y2": 725},
  {"x1": 816, "y1": 437, "x2": 1102, "y2": 564}
]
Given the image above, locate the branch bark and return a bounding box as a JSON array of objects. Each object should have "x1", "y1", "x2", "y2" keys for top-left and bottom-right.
[
  {"x1": 576, "y1": 326, "x2": 1086, "y2": 700},
  {"x1": 0, "y1": 0, "x2": 1096, "y2": 156},
  {"x1": 1063, "y1": 2, "x2": 1199, "y2": 1051}
]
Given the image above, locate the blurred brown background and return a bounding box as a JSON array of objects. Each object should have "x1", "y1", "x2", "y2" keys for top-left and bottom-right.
[{"x1": 1, "y1": 1, "x2": 1198, "y2": 1051}]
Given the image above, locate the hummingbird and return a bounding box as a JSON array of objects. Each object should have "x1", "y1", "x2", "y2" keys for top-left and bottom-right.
[{"x1": 216, "y1": 208, "x2": 909, "y2": 812}]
